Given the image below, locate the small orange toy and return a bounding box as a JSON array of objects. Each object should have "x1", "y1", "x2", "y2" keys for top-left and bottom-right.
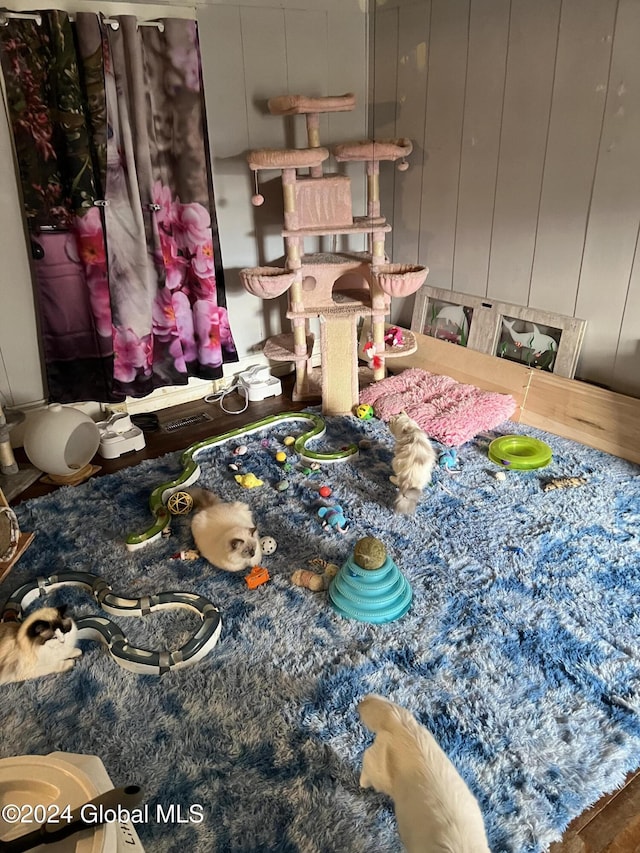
[{"x1": 245, "y1": 566, "x2": 270, "y2": 589}]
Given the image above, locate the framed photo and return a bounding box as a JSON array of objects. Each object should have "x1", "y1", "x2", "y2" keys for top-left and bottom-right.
[
  {"x1": 496, "y1": 314, "x2": 561, "y2": 372},
  {"x1": 411, "y1": 285, "x2": 586, "y2": 378},
  {"x1": 411, "y1": 285, "x2": 505, "y2": 354},
  {"x1": 421, "y1": 297, "x2": 473, "y2": 346}
]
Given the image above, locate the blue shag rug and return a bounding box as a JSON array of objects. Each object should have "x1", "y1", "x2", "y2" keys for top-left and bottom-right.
[{"x1": 2, "y1": 410, "x2": 640, "y2": 853}]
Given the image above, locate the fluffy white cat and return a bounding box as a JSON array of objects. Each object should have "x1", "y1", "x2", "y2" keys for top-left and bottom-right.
[
  {"x1": 388, "y1": 411, "x2": 436, "y2": 514},
  {"x1": 188, "y1": 487, "x2": 262, "y2": 572},
  {"x1": 0, "y1": 606, "x2": 81, "y2": 684},
  {"x1": 358, "y1": 694, "x2": 491, "y2": 853}
]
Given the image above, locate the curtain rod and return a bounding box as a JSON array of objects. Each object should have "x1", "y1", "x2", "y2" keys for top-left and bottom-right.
[{"x1": 0, "y1": 10, "x2": 165, "y2": 31}]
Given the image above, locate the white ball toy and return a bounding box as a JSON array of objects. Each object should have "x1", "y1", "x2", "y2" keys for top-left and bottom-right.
[{"x1": 260, "y1": 536, "x2": 277, "y2": 556}]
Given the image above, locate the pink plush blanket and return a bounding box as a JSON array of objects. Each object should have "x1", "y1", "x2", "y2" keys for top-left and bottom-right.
[{"x1": 359, "y1": 368, "x2": 516, "y2": 446}]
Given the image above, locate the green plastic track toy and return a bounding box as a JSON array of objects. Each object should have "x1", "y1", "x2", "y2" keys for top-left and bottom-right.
[
  {"x1": 126, "y1": 412, "x2": 357, "y2": 550},
  {"x1": 488, "y1": 434, "x2": 553, "y2": 471}
]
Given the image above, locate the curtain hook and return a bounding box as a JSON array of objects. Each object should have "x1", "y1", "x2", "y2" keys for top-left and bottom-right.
[
  {"x1": 137, "y1": 20, "x2": 165, "y2": 32},
  {"x1": 103, "y1": 17, "x2": 120, "y2": 31},
  {"x1": 0, "y1": 10, "x2": 42, "y2": 26}
]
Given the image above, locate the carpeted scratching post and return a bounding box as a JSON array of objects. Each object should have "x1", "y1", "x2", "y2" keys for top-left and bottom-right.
[{"x1": 328, "y1": 536, "x2": 412, "y2": 623}]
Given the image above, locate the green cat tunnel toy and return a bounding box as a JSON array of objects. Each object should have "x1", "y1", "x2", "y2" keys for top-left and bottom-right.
[{"x1": 126, "y1": 411, "x2": 357, "y2": 550}]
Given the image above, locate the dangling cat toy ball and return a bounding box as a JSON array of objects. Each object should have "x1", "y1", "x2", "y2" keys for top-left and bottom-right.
[{"x1": 251, "y1": 171, "x2": 264, "y2": 206}]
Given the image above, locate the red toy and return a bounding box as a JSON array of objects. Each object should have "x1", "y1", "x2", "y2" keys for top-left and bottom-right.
[{"x1": 384, "y1": 326, "x2": 404, "y2": 347}]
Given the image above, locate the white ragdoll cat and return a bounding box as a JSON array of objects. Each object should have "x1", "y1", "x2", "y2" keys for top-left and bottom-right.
[
  {"x1": 359, "y1": 694, "x2": 491, "y2": 853},
  {"x1": 188, "y1": 487, "x2": 262, "y2": 572},
  {"x1": 0, "y1": 606, "x2": 81, "y2": 684},
  {"x1": 388, "y1": 411, "x2": 437, "y2": 515}
]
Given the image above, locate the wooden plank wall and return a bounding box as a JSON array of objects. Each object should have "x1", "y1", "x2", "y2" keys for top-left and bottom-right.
[
  {"x1": 373, "y1": 0, "x2": 640, "y2": 400},
  {"x1": 197, "y1": 0, "x2": 368, "y2": 363}
]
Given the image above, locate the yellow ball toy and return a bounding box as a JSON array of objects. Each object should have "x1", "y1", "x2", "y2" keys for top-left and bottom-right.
[
  {"x1": 275, "y1": 451, "x2": 287, "y2": 463},
  {"x1": 355, "y1": 403, "x2": 374, "y2": 421},
  {"x1": 167, "y1": 491, "x2": 194, "y2": 515}
]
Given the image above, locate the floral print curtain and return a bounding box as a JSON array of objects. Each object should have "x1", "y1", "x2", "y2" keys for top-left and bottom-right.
[{"x1": 0, "y1": 12, "x2": 237, "y2": 403}]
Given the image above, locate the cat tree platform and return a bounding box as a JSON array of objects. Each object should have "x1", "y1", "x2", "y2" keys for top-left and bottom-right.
[
  {"x1": 333, "y1": 138, "x2": 413, "y2": 163},
  {"x1": 247, "y1": 148, "x2": 329, "y2": 171},
  {"x1": 268, "y1": 92, "x2": 356, "y2": 115},
  {"x1": 263, "y1": 332, "x2": 315, "y2": 363},
  {"x1": 281, "y1": 218, "x2": 391, "y2": 237},
  {"x1": 240, "y1": 267, "x2": 297, "y2": 299},
  {"x1": 244, "y1": 90, "x2": 428, "y2": 414},
  {"x1": 371, "y1": 264, "x2": 429, "y2": 298}
]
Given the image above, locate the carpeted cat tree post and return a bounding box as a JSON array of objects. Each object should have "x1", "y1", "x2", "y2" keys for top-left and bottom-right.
[{"x1": 240, "y1": 92, "x2": 429, "y2": 415}]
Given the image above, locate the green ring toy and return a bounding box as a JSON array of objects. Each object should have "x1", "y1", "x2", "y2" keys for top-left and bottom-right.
[
  {"x1": 488, "y1": 434, "x2": 552, "y2": 471},
  {"x1": 126, "y1": 412, "x2": 357, "y2": 550}
]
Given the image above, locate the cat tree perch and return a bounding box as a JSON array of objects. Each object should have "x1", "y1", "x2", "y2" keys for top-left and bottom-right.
[{"x1": 240, "y1": 92, "x2": 428, "y2": 415}]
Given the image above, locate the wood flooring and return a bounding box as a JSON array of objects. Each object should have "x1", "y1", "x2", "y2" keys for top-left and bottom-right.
[{"x1": 8, "y1": 378, "x2": 640, "y2": 853}]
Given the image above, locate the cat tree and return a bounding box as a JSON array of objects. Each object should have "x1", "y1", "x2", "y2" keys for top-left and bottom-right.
[{"x1": 240, "y1": 92, "x2": 428, "y2": 415}]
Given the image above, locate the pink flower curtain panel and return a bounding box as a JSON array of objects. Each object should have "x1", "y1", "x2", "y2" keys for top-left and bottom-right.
[{"x1": 0, "y1": 12, "x2": 237, "y2": 402}]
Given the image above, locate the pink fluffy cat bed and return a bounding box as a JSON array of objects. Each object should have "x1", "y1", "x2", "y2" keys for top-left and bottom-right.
[{"x1": 359, "y1": 368, "x2": 516, "y2": 446}]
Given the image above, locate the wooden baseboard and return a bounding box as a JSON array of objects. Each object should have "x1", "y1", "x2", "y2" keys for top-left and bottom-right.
[{"x1": 390, "y1": 333, "x2": 640, "y2": 465}]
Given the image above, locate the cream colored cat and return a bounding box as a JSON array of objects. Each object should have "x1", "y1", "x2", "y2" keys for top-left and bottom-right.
[
  {"x1": 359, "y1": 694, "x2": 491, "y2": 853},
  {"x1": 0, "y1": 606, "x2": 81, "y2": 684},
  {"x1": 188, "y1": 487, "x2": 262, "y2": 572},
  {"x1": 388, "y1": 412, "x2": 437, "y2": 515}
]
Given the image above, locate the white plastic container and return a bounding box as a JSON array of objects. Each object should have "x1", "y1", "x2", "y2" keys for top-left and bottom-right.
[{"x1": 23, "y1": 404, "x2": 100, "y2": 476}]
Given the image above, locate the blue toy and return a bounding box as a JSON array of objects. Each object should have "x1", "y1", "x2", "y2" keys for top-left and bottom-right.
[
  {"x1": 317, "y1": 505, "x2": 349, "y2": 533},
  {"x1": 328, "y1": 537, "x2": 412, "y2": 624},
  {"x1": 438, "y1": 448, "x2": 459, "y2": 470}
]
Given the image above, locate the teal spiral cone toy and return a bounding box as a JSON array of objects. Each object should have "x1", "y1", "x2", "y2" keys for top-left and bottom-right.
[{"x1": 328, "y1": 537, "x2": 412, "y2": 623}]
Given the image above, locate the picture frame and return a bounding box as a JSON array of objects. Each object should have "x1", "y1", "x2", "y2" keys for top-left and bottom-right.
[{"x1": 411, "y1": 285, "x2": 586, "y2": 379}]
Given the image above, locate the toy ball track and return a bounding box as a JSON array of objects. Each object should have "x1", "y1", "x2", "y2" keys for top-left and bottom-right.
[
  {"x1": 126, "y1": 411, "x2": 358, "y2": 550},
  {"x1": 2, "y1": 572, "x2": 222, "y2": 676}
]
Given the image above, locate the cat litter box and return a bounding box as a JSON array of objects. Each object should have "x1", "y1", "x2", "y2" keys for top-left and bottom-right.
[{"x1": 0, "y1": 753, "x2": 144, "y2": 852}]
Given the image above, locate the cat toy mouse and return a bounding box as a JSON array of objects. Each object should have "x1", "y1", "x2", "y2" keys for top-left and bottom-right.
[{"x1": 317, "y1": 505, "x2": 349, "y2": 533}]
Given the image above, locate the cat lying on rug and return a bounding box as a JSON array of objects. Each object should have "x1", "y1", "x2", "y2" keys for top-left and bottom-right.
[
  {"x1": 358, "y1": 694, "x2": 490, "y2": 853},
  {"x1": 388, "y1": 412, "x2": 436, "y2": 515},
  {"x1": 188, "y1": 487, "x2": 262, "y2": 572},
  {"x1": 0, "y1": 606, "x2": 81, "y2": 684}
]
